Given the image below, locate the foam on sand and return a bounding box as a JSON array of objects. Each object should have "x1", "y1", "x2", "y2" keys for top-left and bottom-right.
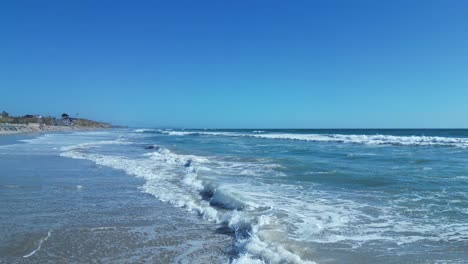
[{"x1": 23, "y1": 230, "x2": 52, "y2": 258}]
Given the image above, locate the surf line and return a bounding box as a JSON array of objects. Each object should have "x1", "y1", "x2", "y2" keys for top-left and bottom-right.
[{"x1": 23, "y1": 230, "x2": 52, "y2": 258}]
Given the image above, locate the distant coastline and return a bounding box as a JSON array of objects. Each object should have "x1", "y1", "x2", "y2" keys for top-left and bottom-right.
[{"x1": 0, "y1": 111, "x2": 112, "y2": 135}]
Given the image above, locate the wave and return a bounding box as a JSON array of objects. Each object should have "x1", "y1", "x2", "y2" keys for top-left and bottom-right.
[
  {"x1": 59, "y1": 139, "x2": 130, "y2": 151},
  {"x1": 60, "y1": 142, "x2": 312, "y2": 264},
  {"x1": 133, "y1": 128, "x2": 158, "y2": 133},
  {"x1": 157, "y1": 130, "x2": 468, "y2": 148}
]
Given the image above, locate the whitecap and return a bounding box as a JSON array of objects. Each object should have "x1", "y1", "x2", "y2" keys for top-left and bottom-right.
[{"x1": 161, "y1": 131, "x2": 468, "y2": 148}]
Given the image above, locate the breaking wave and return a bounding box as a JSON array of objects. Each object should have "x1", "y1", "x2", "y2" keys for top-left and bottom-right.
[
  {"x1": 152, "y1": 130, "x2": 468, "y2": 148},
  {"x1": 60, "y1": 141, "x2": 313, "y2": 264},
  {"x1": 133, "y1": 128, "x2": 158, "y2": 133}
]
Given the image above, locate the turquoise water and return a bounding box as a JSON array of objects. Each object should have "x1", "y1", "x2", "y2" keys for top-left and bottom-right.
[{"x1": 1, "y1": 129, "x2": 468, "y2": 263}]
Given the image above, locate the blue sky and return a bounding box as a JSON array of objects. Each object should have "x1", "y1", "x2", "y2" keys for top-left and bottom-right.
[{"x1": 1, "y1": 0, "x2": 467, "y2": 128}]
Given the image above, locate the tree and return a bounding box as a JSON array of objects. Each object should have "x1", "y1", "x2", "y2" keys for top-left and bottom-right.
[
  {"x1": 1, "y1": 111, "x2": 8, "y2": 118},
  {"x1": 61, "y1": 113, "x2": 69, "y2": 119}
]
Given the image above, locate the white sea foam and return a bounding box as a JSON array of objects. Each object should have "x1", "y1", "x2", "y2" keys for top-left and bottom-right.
[
  {"x1": 250, "y1": 133, "x2": 468, "y2": 148},
  {"x1": 60, "y1": 142, "x2": 312, "y2": 263},
  {"x1": 159, "y1": 130, "x2": 468, "y2": 148},
  {"x1": 134, "y1": 128, "x2": 157, "y2": 133},
  {"x1": 23, "y1": 230, "x2": 52, "y2": 258},
  {"x1": 59, "y1": 139, "x2": 130, "y2": 151}
]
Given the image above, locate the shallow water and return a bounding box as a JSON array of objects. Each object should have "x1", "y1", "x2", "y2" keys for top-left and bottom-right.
[
  {"x1": 1, "y1": 129, "x2": 468, "y2": 263},
  {"x1": 0, "y1": 134, "x2": 232, "y2": 263}
]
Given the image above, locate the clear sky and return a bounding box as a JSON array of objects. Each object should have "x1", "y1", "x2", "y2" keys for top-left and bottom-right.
[{"x1": 1, "y1": 0, "x2": 467, "y2": 128}]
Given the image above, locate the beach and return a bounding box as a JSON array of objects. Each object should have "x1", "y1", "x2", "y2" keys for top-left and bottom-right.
[{"x1": 0, "y1": 123, "x2": 110, "y2": 136}]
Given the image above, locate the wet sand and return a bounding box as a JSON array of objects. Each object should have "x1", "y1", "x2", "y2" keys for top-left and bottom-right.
[{"x1": 0, "y1": 143, "x2": 233, "y2": 263}]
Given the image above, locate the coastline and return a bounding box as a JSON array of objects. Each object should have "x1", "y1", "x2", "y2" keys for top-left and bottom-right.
[{"x1": 0, "y1": 123, "x2": 111, "y2": 136}]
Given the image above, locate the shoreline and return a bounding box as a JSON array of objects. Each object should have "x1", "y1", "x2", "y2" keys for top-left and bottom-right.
[
  {"x1": 0, "y1": 123, "x2": 111, "y2": 136},
  {"x1": 0, "y1": 139, "x2": 232, "y2": 263}
]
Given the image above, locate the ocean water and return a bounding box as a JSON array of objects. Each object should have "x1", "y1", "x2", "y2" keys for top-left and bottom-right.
[{"x1": 1, "y1": 129, "x2": 468, "y2": 263}]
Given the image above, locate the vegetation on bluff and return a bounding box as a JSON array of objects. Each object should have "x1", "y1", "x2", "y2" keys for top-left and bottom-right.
[{"x1": 0, "y1": 111, "x2": 111, "y2": 128}]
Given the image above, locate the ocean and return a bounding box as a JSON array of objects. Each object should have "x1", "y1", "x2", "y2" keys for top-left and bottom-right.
[{"x1": 1, "y1": 129, "x2": 467, "y2": 263}]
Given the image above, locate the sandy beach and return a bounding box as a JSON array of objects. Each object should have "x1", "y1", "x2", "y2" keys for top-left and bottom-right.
[{"x1": 0, "y1": 123, "x2": 109, "y2": 135}]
